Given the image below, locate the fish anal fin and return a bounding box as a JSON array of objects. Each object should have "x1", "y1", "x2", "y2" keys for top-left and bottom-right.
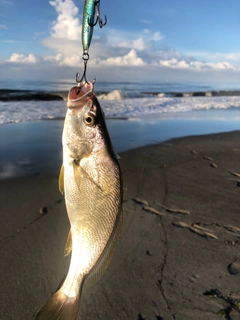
[
  {"x1": 59, "y1": 164, "x2": 64, "y2": 194},
  {"x1": 64, "y1": 229, "x2": 72, "y2": 257},
  {"x1": 73, "y1": 161, "x2": 82, "y2": 191},
  {"x1": 35, "y1": 290, "x2": 80, "y2": 320},
  {"x1": 85, "y1": 210, "x2": 123, "y2": 288}
]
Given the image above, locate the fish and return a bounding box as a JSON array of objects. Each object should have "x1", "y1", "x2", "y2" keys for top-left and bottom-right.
[{"x1": 35, "y1": 81, "x2": 123, "y2": 320}]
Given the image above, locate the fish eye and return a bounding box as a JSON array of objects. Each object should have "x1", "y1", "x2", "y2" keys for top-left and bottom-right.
[{"x1": 83, "y1": 113, "x2": 95, "y2": 127}]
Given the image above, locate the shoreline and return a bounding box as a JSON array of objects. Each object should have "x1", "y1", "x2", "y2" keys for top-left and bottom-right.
[
  {"x1": 1, "y1": 89, "x2": 240, "y2": 101},
  {"x1": 1, "y1": 130, "x2": 240, "y2": 319},
  {"x1": 0, "y1": 111, "x2": 240, "y2": 179}
]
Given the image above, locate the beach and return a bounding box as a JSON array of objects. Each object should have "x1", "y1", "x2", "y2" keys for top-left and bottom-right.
[{"x1": 0, "y1": 118, "x2": 240, "y2": 319}]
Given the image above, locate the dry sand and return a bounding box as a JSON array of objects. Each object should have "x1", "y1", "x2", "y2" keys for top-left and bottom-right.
[{"x1": 0, "y1": 131, "x2": 240, "y2": 319}]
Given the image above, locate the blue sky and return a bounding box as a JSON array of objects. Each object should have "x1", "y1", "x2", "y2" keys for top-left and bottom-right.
[{"x1": 0, "y1": 0, "x2": 240, "y2": 83}]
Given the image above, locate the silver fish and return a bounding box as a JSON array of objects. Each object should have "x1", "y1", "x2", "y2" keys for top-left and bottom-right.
[{"x1": 35, "y1": 81, "x2": 122, "y2": 320}]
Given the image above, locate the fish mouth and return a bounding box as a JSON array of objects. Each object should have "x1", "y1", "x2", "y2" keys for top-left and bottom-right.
[{"x1": 67, "y1": 81, "x2": 94, "y2": 109}]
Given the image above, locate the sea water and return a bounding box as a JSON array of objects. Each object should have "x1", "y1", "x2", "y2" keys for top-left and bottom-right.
[
  {"x1": 0, "y1": 79, "x2": 240, "y2": 124},
  {"x1": 0, "y1": 79, "x2": 240, "y2": 178}
]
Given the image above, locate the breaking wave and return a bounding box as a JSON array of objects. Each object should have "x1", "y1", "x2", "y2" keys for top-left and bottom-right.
[{"x1": 0, "y1": 95, "x2": 240, "y2": 124}]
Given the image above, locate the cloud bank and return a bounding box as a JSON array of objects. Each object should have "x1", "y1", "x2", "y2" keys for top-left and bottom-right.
[{"x1": 3, "y1": 0, "x2": 240, "y2": 82}]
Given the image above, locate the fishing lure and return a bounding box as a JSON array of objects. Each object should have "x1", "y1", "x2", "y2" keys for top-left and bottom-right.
[{"x1": 76, "y1": 0, "x2": 107, "y2": 84}]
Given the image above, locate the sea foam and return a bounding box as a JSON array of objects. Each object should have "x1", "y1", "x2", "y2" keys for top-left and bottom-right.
[
  {"x1": 97, "y1": 90, "x2": 143, "y2": 100},
  {"x1": 0, "y1": 95, "x2": 240, "y2": 124}
]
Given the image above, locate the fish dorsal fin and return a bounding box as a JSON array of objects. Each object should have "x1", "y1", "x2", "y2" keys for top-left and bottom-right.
[
  {"x1": 85, "y1": 209, "x2": 123, "y2": 288},
  {"x1": 64, "y1": 229, "x2": 72, "y2": 257},
  {"x1": 59, "y1": 164, "x2": 64, "y2": 194},
  {"x1": 73, "y1": 161, "x2": 82, "y2": 191}
]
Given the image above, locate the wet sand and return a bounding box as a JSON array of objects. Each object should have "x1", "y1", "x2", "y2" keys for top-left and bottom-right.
[
  {"x1": 0, "y1": 129, "x2": 240, "y2": 319},
  {"x1": 1, "y1": 111, "x2": 240, "y2": 179}
]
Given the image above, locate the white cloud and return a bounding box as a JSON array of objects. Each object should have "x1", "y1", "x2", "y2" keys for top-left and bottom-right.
[
  {"x1": 1, "y1": 39, "x2": 24, "y2": 43},
  {"x1": 159, "y1": 58, "x2": 236, "y2": 71},
  {"x1": 116, "y1": 32, "x2": 164, "y2": 52},
  {"x1": 41, "y1": 0, "x2": 239, "y2": 74},
  {"x1": 0, "y1": 24, "x2": 7, "y2": 29},
  {"x1": 143, "y1": 29, "x2": 150, "y2": 34},
  {"x1": 117, "y1": 37, "x2": 147, "y2": 51},
  {"x1": 38, "y1": 0, "x2": 83, "y2": 66},
  {"x1": 186, "y1": 51, "x2": 240, "y2": 63},
  {"x1": 42, "y1": 37, "x2": 80, "y2": 55},
  {"x1": 140, "y1": 19, "x2": 152, "y2": 24},
  {"x1": 189, "y1": 61, "x2": 205, "y2": 70},
  {"x1": 206, "y1": 61, "x2": 235, "y2": 70},
  {"x1": 151, "y1": 32, "x2": 164, "y2": 42},
  {"x1": 107, "y1": 28, "x2": 164, "y2": 49},
  {"x1": 160, "y1": 58, "x2": 189, "y2": 69},
  {"x1": 8, "y1": 53, "x2": 37, "y2": 64},
  {"x1": 44, "y1": 53, "x2": 63, "y2": 63},
  {"x1": 41, "y1": 2, "x2": 160, "y2": 67},
  {"x1": 3, "y1": 0, "x2": 240, "y2": 82},
  {"x1": 177, "y1": 60, "x2": 189, "y2": 69},
  {"x1": 132, "y1": 38, "x2": 146, "y2": 50},
  {"x1": 60, "y1": 54, "x2": 81, "y2": 66},
  {"x1": 49, "y1": 0, "x2": 81, "y2": 40},
  {"x1": 100, "y1": 49, "x2": 145, "y2": 66}
]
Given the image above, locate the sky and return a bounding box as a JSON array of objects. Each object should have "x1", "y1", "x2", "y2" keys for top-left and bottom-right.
[{"x1": 0, "y1": 0, "x2": 240, "y2": 84}]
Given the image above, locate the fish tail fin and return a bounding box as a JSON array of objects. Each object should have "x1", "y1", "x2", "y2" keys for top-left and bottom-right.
[{"x1": 35, "y1": 290, "x2": 80, "y2": 320}]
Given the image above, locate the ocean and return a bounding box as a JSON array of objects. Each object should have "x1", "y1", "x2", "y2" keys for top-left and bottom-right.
[
  {"x1": 0, "y1": 79, "x2": 240, "y2": 124},
  {"x1": 0, "y1": 79, "x2": 240, "y2": 179}
]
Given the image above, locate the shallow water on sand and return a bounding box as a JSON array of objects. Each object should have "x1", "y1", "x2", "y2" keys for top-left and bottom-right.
[{"x1": 0, "y1": 109, "x2": 240, "y2": 179}]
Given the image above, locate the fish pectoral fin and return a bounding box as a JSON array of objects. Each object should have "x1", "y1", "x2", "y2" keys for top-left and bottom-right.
[
  {"x1": 64, "y1": 229, "x2": 72, "y2": 257},
  {"x1": 73, "y1": 161, "x2": 82, "y2": 191},
  {"x1": 80, "y1": 166, "x2": 104, "y2": 192},
  {"x1": 59, "y1": 164, "x2": 64, "y2": 194},
  {"x1": 85, "y1": 210, "x2": 123, "y2": 288},
  {"x1": 73, "y1": 161, "x2": 101, "y2": 192}
]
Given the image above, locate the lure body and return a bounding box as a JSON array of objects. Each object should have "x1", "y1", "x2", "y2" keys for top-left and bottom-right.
[
  {"x1": 77, "y1": 0, "x2": 106, "y2": 84},
  {"x1": 82, "y1": 0, "x2": 96, "y2": 53}
]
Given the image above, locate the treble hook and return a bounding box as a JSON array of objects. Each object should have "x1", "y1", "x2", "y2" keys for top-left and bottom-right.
[
  {"x1": 88, "y1": 0, "x2": 107, "y2": 28},
  {"x1": 76, "y1": 52, "x2": 89, "y2": 84},
  {"x1": 76, "y1": 0, "x2": 106, "y2": 85}
]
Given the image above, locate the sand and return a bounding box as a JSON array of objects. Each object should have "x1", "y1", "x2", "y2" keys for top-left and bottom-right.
[{"x1": 0, "y1": 130, "x2": 240, "y2": 320}]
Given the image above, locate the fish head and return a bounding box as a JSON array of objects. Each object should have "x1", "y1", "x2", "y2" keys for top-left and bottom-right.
[{"x1": 63, "y1": 82, "x2": 111, "y2": 160}]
